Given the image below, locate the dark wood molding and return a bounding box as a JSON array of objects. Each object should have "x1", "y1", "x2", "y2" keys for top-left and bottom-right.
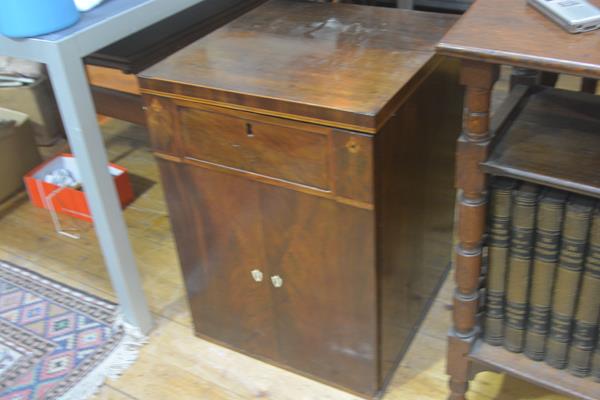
[
  {"x1": 86, "y1": 0, "x2": 267, "y2": 74},
  {"x1": 91, "y1": 86, "x2": 146, "y2": 126}
]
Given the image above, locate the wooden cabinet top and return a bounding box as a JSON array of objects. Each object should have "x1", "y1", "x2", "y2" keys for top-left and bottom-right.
[
  {"x1": 138, "y1": 0, "x2": 457, "y2": 133},
  {"x1": 437, "y1": 0, "x2": 600, "y2": 78}
]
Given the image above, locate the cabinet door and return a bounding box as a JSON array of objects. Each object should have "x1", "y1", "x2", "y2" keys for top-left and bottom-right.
[
  {"x1": 259, "y1": 185, "x2": 378, "y2": 395},
  {"x1": 158, "y1": 160, "x2": 277, "y2": 359}
]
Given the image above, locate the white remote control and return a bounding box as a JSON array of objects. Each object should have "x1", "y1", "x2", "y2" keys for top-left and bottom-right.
[{"x1": 528, "y1": 0, "x2": 600, "y2": 33}]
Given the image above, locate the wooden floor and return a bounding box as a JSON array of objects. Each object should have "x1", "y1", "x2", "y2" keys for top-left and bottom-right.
[{"x1": 0, "y1": 71, "x2": 589, "y2": 400}]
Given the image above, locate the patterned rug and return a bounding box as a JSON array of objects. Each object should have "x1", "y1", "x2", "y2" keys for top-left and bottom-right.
[{"x1": 0, "y1": 260, "x2": 145, "y2": 400}]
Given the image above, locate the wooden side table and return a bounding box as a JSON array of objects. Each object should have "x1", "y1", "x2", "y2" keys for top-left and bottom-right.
[{"x1": 437, "y1": 0, "x2": 600, "y2": 399}]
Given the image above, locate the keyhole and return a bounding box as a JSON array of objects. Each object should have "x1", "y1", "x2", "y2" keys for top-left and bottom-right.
[{"x1": 246, "y1": 123, "x2": 254, "y2": 137}]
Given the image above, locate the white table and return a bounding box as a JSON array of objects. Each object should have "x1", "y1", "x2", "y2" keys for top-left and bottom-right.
[{"x1": 0, "y1": 0, "x2": 206, "y2": 333}]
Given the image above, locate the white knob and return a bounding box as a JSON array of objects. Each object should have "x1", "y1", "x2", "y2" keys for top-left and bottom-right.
[
  {"x1": 250, "y1": 269, "x2": 263, "y2": 282},
  {"x1": 271, "y1": 275, "x2": 283, "y2": 288}
]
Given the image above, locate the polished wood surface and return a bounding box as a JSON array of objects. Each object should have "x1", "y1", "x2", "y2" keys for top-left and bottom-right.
[
  {"x1": 149, "y1": 58, "x2": 461, "y2": 397},
  {"x1": 331, "y1": 130, "x2": 373, "y2": 204},
  {"x1": 437, "y1": 0, "x2": 600, "y2": 79},
  {"x1": 86, "y1": 65, "x2": 145, "y2": 125},
  {"x1": 160, "y1": 162, "x2": 278, "y2": 361},
  {"x1": 159, "y1": 157, "x2": 379, "y2": 395},
  {"x1": 139, "y1": 0, "x2": 458, "y2": 133},
  {"x1": 87, "y1": 65, "x2": 140, "y2": 95},
  {"x1": 85, "y1": 0, "x2": 266, "y2": 125},
  {"x1": 376, "y1": 58, "x2": 463, "y2": 385},
  {"x1": 146, "y1": 98, "x2": 375, "y2": 209},
  {"x1": 142, "y1": 2, "x2": 462, "y2": 396},
  {"x1": 179, "y1": 105, "x2": 331, "y2": 191},
  {"x1": 143, "y1": 96, "x2": 179, "y2": 156},
  {"x1": 483, "y1": 86, "x2": 600, "y2": 199},
  {"x1": 260, "y1": 183, "x2": 378, "y2": 394}
]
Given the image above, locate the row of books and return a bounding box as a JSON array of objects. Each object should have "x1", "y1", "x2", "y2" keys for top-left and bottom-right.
[{"x1": 483, "y1": 177, "x2": 600, "y2": 380}]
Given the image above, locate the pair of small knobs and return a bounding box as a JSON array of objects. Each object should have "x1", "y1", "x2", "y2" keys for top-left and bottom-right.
[{"x1": 251, "y1": 269, "x2": 283, "y2": 288}]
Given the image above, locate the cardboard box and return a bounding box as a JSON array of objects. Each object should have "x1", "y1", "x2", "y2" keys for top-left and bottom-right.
[
  {"x1": 24, "y1": 154, "x2": 134, "y2": 222},
  {"x1": 0, "y1": 76, "x2": 63, "y2": 146},
  {"x1": 0, "y1": 108, "x2": 42, "y2": 202}
]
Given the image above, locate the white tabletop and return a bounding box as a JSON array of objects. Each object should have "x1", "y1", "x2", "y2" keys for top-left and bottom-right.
[
  {"x1": 38, "y1": 0, "x2": 152, "y2": 42},
  {"x1": 0, "y1": 0, "x2": 204, "y2": 60}
]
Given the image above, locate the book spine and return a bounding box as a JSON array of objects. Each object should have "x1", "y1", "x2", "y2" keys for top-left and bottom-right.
[
  {"x1": 593, "y1": 319, "x2": 600, "y2": 382},
  {"x1": 524, "y1": 189, "x2": 567, "y2": 361},
  {"x1": 484, "y1": 178, "x2": 517, "y2": 346},
  {"x1": 546, "y1": 195, "x2": 595, "y2": 369},
  {"x1": 567, "y1": 205, "x2": 600, "y2": 377},
  {"x1": 504, "y1": 183, "x2": 539, "y2": 353}
]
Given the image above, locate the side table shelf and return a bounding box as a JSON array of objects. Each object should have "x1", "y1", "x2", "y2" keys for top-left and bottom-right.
[
  {"x1": 484, "y1": 85, "x2": 600, "y2": 199},
  {"x1": 469, "y1": 340, "x2": 600, "y2": 400}
]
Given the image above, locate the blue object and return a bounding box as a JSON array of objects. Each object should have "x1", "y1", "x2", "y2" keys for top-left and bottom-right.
[{"x1": 0, "y1": 0, "x2": 80, "y2": 38}]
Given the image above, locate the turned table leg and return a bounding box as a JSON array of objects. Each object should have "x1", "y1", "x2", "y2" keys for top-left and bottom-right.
[
  {"x1": 581, "y1": 77, "x2": 598, "y2": 94},
  {"x1": 447, "y1": 60, "x2": 499, "y2": 400}
]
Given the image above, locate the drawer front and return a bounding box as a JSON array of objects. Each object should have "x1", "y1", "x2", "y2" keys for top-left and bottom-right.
[{"x1": 180, "y1": 107, "x2": 330, "y2": 190}]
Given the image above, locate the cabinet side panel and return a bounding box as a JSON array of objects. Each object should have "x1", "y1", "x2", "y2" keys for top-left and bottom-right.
[
  {"x1": 376, "y1": 58, "x2": 463, "y2": 385},
  {"x1": 260, "y1": 184, "x2": 378, "y2": 396},
  {"x1": 157, "y1": 159, "x2": 277, "y2": 359}
]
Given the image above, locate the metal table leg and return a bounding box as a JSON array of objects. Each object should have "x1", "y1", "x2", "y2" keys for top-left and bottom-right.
[{"x1": 47, "y1": 52, "x2": 153, "y2": 333}]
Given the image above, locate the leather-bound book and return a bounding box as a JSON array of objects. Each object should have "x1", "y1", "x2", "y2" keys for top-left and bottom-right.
[
  {"x1": 546, "y1": 195, "x2": 595, "y2": 369},
  {"x1": 593, "y1": 318, "x2": 600, "y2": 382},
  {"x1": 524, "y1": 188, "x2": 568, "y2": 360},
  {"x1": 504, "y1": 182, "x2": 539, "y2": 353},
  {"x1": 568, "y1": 204, "x2": 600, "y2": 377},
  {"x1": 484, "y1": 177, "x2": 517, "y2": 346}
]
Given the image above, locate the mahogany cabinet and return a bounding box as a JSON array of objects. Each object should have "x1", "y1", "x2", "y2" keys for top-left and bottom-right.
[{"x1": 139, "y1": 1, "x2": 462, "y2": 397}]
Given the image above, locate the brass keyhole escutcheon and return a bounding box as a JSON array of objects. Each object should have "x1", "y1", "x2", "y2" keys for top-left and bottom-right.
[{"x1": 246, "y1": 123, "x2": 254, "y2": 137}]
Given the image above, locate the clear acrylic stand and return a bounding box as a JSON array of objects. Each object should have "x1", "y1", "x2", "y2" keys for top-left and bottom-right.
[{"x1": 35, "y1": 179, "x2": 89, "y2": 239}]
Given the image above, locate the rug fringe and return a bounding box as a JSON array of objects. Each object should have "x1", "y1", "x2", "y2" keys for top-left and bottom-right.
[{"x1": 58, "y1": 311, "x2": 148, "y2": 400}]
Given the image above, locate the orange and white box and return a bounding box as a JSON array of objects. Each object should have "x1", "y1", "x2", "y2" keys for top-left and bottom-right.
[{"x1": 24, "y1": 153, "x2": 134, "y2": 223}]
